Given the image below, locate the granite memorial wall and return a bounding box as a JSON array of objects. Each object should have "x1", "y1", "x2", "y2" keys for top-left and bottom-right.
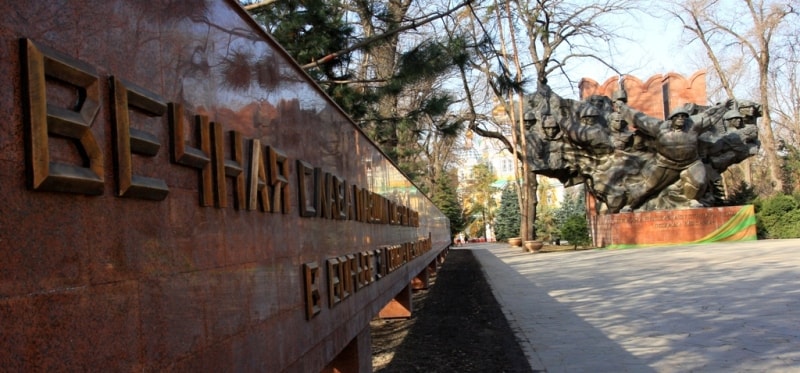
[{"x1": 0, "y1": 1, "x2": 450, "y2": 371}]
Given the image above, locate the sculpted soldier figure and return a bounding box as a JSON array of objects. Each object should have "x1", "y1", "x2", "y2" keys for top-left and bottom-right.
[
  {"x1": 520, "y1": 84, "x2": 760, "y2": 212},
  {"x1": 724, "y1": 109, "x2": 745, "y2": 130},
  {"x1": 608, "y1": 112, "x2": 633, "y2": 152},
  {"x1": 542, "y1": 115, "x2": 562, "y2": 141},
  {"x1": 708, "y1": 109, "x2": 760, "y2": 170},
  {"x1": 563, "y1": 105, "x2": 614, "y2": 155},
  {"x1": 524, "y1": 106, "x2": 573, "y2": 173},
  {"x1": 737, "y1": 100, "x2": 762, "y2": 125},
  {"x1": 614, "y1": 103, "x2": 712, "y2": 210}
]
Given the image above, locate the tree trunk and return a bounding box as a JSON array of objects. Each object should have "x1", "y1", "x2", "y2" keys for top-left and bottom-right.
[
  {"x1": 354, "y1": 0, "x2": 410, "y2": 155},
  {"x1": 758, "y1": 61, "x2": 784, "y2": 193},
  {"x1": 524, "y1": 173, "x2": 538, "y2": 240}
]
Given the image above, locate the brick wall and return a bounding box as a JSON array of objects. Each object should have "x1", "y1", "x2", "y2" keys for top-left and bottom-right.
[{"x1": 579, "y1": 71, "x2": 707, "y2": 118}]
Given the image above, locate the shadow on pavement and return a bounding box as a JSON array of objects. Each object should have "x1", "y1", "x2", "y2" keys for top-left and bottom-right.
[
  {"x1": 471, "y1": 244, "x2": 657, "y2": 372},
  {"x1": 473, "y1": 240, "x2": 800, "y2": 372}
]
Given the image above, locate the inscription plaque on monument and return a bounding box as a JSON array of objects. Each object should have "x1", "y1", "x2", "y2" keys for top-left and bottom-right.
[{"x1": 592, "y1": 205, "x2": 757, "y2": 248}]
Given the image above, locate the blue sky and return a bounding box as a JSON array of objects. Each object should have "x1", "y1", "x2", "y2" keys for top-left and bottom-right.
[{"x1": 555, "y1": 2, "x2": 703, "y2": 98}]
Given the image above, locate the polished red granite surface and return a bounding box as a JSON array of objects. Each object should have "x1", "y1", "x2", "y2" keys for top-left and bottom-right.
[
  {"x1": 592, "y1": 205, "x2": 755, "y2": 247},
  {"x1": 0, "y1": 1, "x2": 449, "y2": 371}
]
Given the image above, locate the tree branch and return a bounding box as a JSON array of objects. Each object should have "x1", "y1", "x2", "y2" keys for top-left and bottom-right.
[
  {"x1": 300, "y1": 0, "x2": 473, "y2": 71},
  {"x1": 243, "y1": 0, "x2": 280, "y2": 12}
]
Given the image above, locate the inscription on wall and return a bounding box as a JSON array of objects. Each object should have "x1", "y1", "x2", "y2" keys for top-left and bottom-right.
[
  {"x1": 302, "y1": 237, "x2": 433, "y2": 320},
  {"x1": 20, "y1": 38, "x2": 418, "y2": 226},
  {"x1": 19, "y1": 38, "x2": 433, "y2": 321},
  {"x1": 596, "y1": 210, "x2": 738, "y2": 231}
]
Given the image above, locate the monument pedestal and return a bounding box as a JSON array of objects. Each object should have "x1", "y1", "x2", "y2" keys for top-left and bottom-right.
[{"x1": 591, "y1": 205, "x2": 757, "y2": 248}]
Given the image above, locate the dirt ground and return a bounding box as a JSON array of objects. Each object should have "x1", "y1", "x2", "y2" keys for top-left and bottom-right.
[{"x1": 370, "y1": 247, "x2": 537, "y2": 373}]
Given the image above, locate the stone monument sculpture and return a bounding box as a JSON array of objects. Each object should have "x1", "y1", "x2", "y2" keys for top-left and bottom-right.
[{"x1": 521, "y1": 86, "x2": 761, "y2": 213}]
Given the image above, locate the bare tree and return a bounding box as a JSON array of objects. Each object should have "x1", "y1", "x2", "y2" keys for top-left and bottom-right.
[
  {"x1": 669, "y1": 0, "x2": 798, "y2": 194},
  {"x1": 455, "y1": 0, "x2": 638, "y2": 241},
  {"x1": 770, "y1": 29, "x2": 800, "y2": 192},
  {"x1": 671, "y1": 1, "x2": 738, "y2": 99},
  {"x1": 770, "y1": 30, "x2": 800, "y2": 148}
]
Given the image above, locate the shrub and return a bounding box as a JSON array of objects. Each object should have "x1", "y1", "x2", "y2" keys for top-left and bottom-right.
[
  {"x1": 755, "y1": 194, "x2": 800, "y2": 239},
  {"x1": 561, "y1": 214, "x2": 590, "y2": 246}
]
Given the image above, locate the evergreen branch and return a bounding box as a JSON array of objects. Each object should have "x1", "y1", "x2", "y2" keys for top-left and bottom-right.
[{"x1": 300, "y1": 0, "x2": 473, "y2": 70}]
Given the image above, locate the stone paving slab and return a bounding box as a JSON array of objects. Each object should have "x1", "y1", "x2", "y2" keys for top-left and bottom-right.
[{"x1": 469, "y1": 239, "x2": 800, "y2": 372}]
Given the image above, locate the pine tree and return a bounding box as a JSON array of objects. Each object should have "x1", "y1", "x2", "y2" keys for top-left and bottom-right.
[
  {"x1": 554, "y1": 187, "x2": 589, "y2": 245},
  {"x1": 554, "y1": 188, "x2": 586, "y2": 227},
  {"x1": 244, "y1": 1, "x2": 472, "y2": 183},
  {"x1": 561, "y1": 215, "x2": 590, "y2": 246},
  {"x1": 245, "y1": 0, "x2": 372, "y2": 118},
  {"x1": 430, "y1": 171, "x2": 466, "y2": 236},
  {"x1": 495, "y1": 186, "x2": 520, "y2": 240}
]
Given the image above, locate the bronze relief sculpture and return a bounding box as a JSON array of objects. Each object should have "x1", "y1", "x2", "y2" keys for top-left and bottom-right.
[{"x1": 520, "y1": 86, "x2": 760, "y2": 213}]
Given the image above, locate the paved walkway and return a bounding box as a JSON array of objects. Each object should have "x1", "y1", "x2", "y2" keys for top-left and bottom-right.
[{"x1": 467, "y1": 239, "x2": 800, "y2": 372}]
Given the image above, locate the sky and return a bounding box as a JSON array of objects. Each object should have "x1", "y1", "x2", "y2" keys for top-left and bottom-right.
[
  {"x1": 581, "y1": 17, "x2": 693, "y2": 78},
  {"x1": 550, "y1": 1, "x2": 704, "y2": 98}
]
